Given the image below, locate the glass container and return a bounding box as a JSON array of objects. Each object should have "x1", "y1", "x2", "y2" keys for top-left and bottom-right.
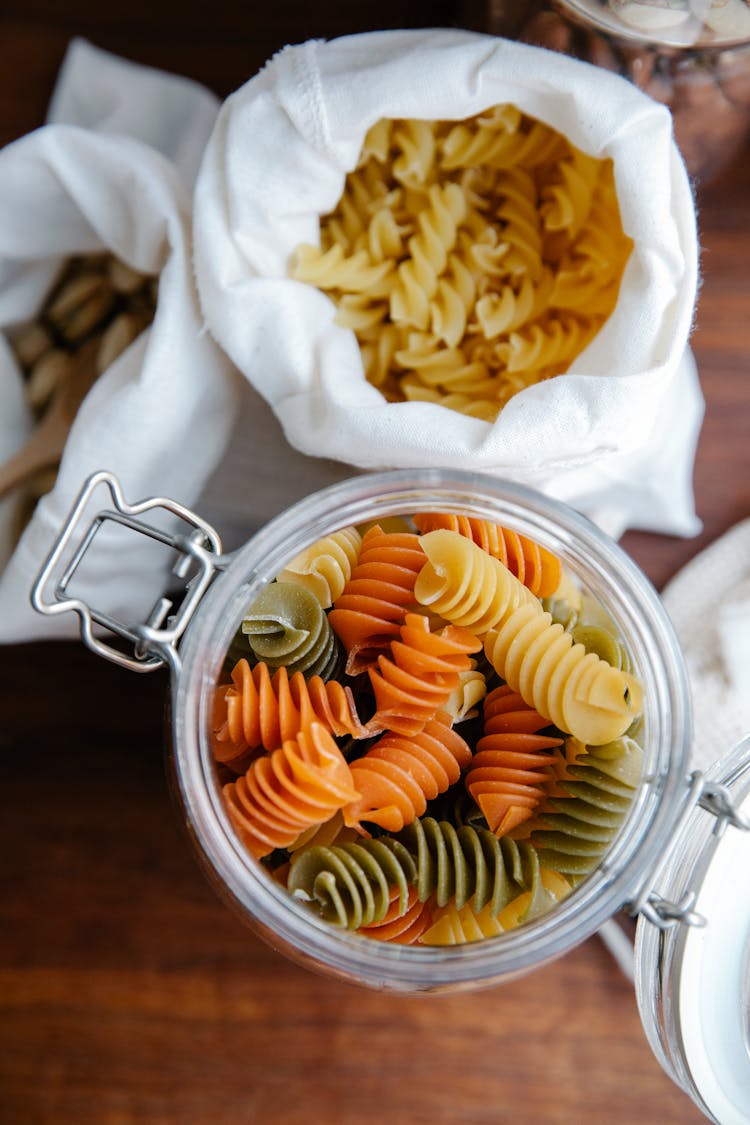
[
  {"x1": 478, "y1": 0, "x2": 750, "y2": 183},
  {"x1": 31, "y1": 466, "x2": 750, "y2": 1119}
]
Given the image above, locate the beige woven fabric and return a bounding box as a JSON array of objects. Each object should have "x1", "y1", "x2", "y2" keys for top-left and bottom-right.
[{"x1": 661, "y1": 519, "x2": 750, "y2": 771}]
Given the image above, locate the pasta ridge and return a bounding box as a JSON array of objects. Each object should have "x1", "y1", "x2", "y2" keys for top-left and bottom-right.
[
  {"x1": 328, "y1": 525, "x2": 425, "y2": 673},
  {"x1": 465, "y1": 686, "x2": 563, "y2": 837},
  {"x1": 278, "y1": 526, "x2": 362, "y2": 608},
  {"x1": 396, "y1": 815, "x2": 551, "y2": 921},
  {"x1": 414, "y1": 528, "x2": 538, "y2": 632},
  {"x1": 343, "y1": 711, "x2": 473, "y2": 831},
  {"x1": 292, "y1": 242, "x2": 394, "y2": 297},
  {"x1": 389, "y1": 182, "x2": 468, "y2": 330},
  {"x1": 223, "y1": 723, "x2": 360, "y2": 858},
  {"x1": 241, "y1": 581, "x2": 342, "y2": 680},
  {"x1": 483, "y1": 603, "x2": 643, "y2": 746},
  {"x1": 366, "y1": 612, "x2": 483, "y2": 736},
  {"x1": 529, "y1": 737, "x2": 643, "y2": 881},
  {"x1": 412, "y1": 512, "x2": 562, "y2": 597},
  {"x1": 212, "y1": 658, "x2": 365, "y2": 760},
  {"x1": 421, "y1": 867, "x2": 571, "y2": 944},
  {"x1": 286, "y1": 836, "x2": 418, "y2": 930},
  {"x1": 358, "y1": 885, "x2": 433, "y2": 944}
]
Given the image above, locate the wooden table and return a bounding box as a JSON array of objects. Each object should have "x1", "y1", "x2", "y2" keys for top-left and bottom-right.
[{"x1": 1, "y1": 6, "x2": 748, "y2": 1122}]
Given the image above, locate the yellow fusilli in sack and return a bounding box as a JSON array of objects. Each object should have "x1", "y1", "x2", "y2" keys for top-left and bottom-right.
[{"x1": 194, "y1": 29, "x2": 702, "y2": 539}]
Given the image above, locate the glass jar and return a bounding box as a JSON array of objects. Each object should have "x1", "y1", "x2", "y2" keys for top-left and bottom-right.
[
  {"x1": 635, "y1": 734, "x2": 750, "y2": 1125},
  {"x1": 31, "y1": 467, "x2": 750, "y2": 1119},
  {"x1": 477, "y1": 0, "x2": 750, "y2": 184}
]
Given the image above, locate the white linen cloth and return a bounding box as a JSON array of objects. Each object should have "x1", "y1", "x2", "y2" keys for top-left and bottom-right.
[
  {"x1": 661, "y1": 520, "x2": 750, "y2": 772},
  {"x1": 193, "y1": 28, "x2": 703, "y2": 542},
  {"x1": 0, "y1": 40, "x2": 238, "y2": 642}
]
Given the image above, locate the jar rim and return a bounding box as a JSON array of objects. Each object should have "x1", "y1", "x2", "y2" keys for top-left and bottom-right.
[
  {"x1": 172, "y1": 468, "x2": 692, "y2": 991},
  {"x1": 557, "y1": 0, "x2": 750, "y2": 51},
  {"x1": 635, "y1": 734, "x2": 750, "y2": 1122}
]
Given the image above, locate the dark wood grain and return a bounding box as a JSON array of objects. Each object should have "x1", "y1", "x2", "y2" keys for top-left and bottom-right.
[
  {"x1": 621, "y1": 147, "x2": 750, "y2": 589},
  {"x1": 1, "y1": 7, "x2": 747, "y2": 1123}
]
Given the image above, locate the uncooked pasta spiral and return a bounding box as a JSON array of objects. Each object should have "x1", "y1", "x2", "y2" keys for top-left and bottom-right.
[
  {"x1": 212, "y1": 659, "x2": 365, "y2": 760},
  {"x1": 483, "y1": 601, "x2": 643, "y2": 746},
  {"x1": 389, "y1": 182, "x2": 468, "y2": 331},
  {"x1": 223, "y1": 724, "x2": 360, "y2": 859},
  {"x1": 286, "y1": 835, "x2": 418, "y2": 930},
  {"x1": 421, "y1": 867, "x2": 571, "y2": 945},
  {"x1": 570, "y1": 623, "x2": 633, "y2": 673},
  {"x1": 286, "y1": 811, "x2": 359, "y2": 854},
  {"x1": 394, "y1": 338, "x2": 491, "y2": 395},
  {"x1": 400, "y1": 383, "x2": 500, "y2": 422},
  {"x1": 475, "y1": 276, "x2": 540, "y2": 340},
  {"x1": 464, "y1": 685, "x2": 563, "y2": 837},
  {"x1": 328, "y1": 525, "x2": 425, "y2": 674},
  {"x1": 277, "y1": 526, "x2": 362, "y2": 609},
  {"x1": 396, "y1": 815, "x2": 553, "y2": 921},
  {"x1": 495, "y1": 313, "x2": 597, "y2": 376},
  {"x1": 428, "y1": 253, "x2": 477, "y2": 347},
  {"x1": 292, "y1": 242, "x2": 394, "y2": 297},
  {"x1": 444, "y1": 114, "x2": 566, "y2": 175},
  {"x1": 542, "y1": 594, "x2": 581, "y2": 632},
  {"x1": 359, "y1": 321, "x2": 403, "y2": 391},
  {"x1": 414, "y1": 528, "x2": 538, "y2": 632},
  {"x1": 541, "y1": 571, "x2": 590, "y2": 631},
  {"x1": 366, "y1": 613, "x2": 482, "y2": 736},
  {"x1": 412, "y1": 513, "x2": 562, "y2": 597},
  {"x1": 343, "y1": 711, "x2": 473, "y2": 832},
  {"x1": 442, "y1": 667, "x2": 487, "y2": 723},
  {"x1": 529, "y1": 737, "x2": 643, "y2": 880},
  {"x1": 440, "y1": 105, "x2": 523, "y2": 170},
  {"x1": 541, "y1": 149, "x2": 600, "y2": 240},
  {"x1": 325, "y1": 158, "x2": 397, "y2": 251},
  {"x1": 358, "y1": 885, "x2": 433, "y2": 944},
  {"x1": 391, "y1": 118, "x2": 438, "y2": 187},
  {"x1": 499, "y1": 312, "x2": 598, "y2": 378},
  {"x1": 241, "y1": 581, "x2": 342, "y2": 680},
  {"x1": 491, "y1": 168, "x2": 545, "y2": 280},
  {"x1": 415, "y1": 531, "x2": 642, "y2": 745},
  {"x1": 357, "y1": 117, "x2": 393, "y2": 165}
]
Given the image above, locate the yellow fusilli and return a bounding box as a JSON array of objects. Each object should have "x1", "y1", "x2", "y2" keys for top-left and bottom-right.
[{"x1": 290, "y1": 104, "x2": 632, "y2": 422}]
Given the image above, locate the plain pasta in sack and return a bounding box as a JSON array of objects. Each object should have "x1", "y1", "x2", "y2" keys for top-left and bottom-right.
[
  {"x1": 193, "y1": 28, "x2": 703, "y2": 540},
  {"x1": 0, "y1": 42, "x2": 238, "y2": 642}
]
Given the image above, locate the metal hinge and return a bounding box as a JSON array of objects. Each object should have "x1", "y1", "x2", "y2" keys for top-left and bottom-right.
[
  {"x1": 627, "y1": 770, "x2": 750, "y2": 931},
  {"x1": 637, "y1": 890, "x2": 706, "y2": 931},
  {"x1": 698, "y1": 778, "x2": 750, "y2": 836},
  {"x1": 31, "y1": 470, "x2": 224, "y2": 674}
]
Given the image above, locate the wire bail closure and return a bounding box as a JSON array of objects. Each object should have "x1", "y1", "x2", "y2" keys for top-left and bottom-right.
[
  {"x1": 31, "y1": 470, "x2": 224, "y2": 674},
  {"x1": 628, "y1": 770, "x2": 750, "y2": 931}
]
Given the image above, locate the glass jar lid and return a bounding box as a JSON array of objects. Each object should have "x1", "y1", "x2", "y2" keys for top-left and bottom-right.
[
  {"x1": 635, "y1": 735, "x2": 750, "y2": 1123},
  {"x1": 558, "y1": 0, "x2": 750, "y2": 49}
]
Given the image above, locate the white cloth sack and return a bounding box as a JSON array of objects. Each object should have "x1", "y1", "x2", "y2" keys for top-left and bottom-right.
[
  {"x1": 662, "y1": 520, "x2": 750, "y2": 773},
  {"x1": 0, "y1": 40, "x2": 238, "y2": 642},
  {"x1": 194, "y1": 28, "x2": 703, "y2": 542}
]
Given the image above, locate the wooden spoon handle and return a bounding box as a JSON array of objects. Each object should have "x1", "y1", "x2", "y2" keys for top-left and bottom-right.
[
  {"x1": 0, "y1": 338, "x2": 100, "y2": 503},
  {"x1": 0, "y1": 428, "x2": 63, "y2": 502}
]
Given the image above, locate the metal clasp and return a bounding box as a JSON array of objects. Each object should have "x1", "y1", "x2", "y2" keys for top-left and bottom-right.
[
  {"x1": 31, "y1": 470, "x2": 224, "y2": 674},
  {"x1": 638, "y1": 890, "x2": 706, "y2": 931},
  {"x1": 627, "y1": 769, "x2": 750, "y2": 931},
  {"x1": 698, "y1": 778, "x2": 750, "y2": 837}
]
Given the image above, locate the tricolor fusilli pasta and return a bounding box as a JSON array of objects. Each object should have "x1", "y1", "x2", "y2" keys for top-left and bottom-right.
[{"x1": 213, "y1": 509, "x2": 646, "y2": 948}]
